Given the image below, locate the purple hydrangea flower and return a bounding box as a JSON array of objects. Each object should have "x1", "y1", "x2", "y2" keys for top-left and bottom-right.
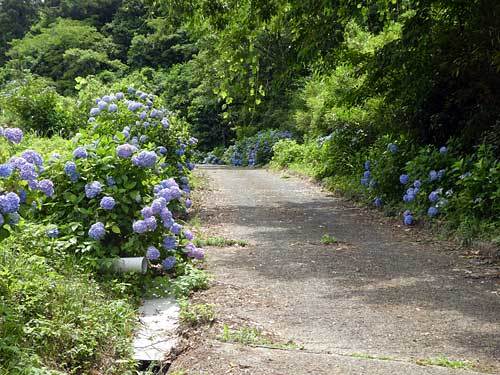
[
  {"x1": 73, "y1": 147, "x2": 88, "y2": 159},
  {"x1": 163, "y1": 236, "x2": 177, "y2": 250},
  {"x1": 145, "y1": 216, "x2": 157, "y2": 231},
  {"x1": 100, "y1": 196, "x2": 116, "y2": 210},
  {"x1": 360, "y1": 177, "x2": 369, "y2": 186},
  {"x1": 132, "y1": 151, "x2": 157, "y2": 168},
  {"x1": 141, "y1": 206, "x2": 154, "y2": 218},
  {"x1": 162, "y1": 256, "x2": 176, "y2": 270},
  {"x1": 157, "y1": 146, "x2": 168, "y2": 155},
  {"x1": 0, "y1": 213, "x2": 4, "y2": 226},
  {"x1": 85, "y1": 181, "x2": 102, "y2": 199},
  {"x1": 0, "y1": 192, "x2": 20, "y2": 214},
  {"x1": 116, "y1": 92, "x2": 124, "y2": 100},
  {"x1": 139, "y1": 111, "x2": 147, "y2": 120},
  {"x1": 0, "y1": 164, "x2": 13, "y2": 178},
  {"x1": 108, "y1": 103, "x2": 118, "y2": 113},
  {"x1": 399, "y1": 174, "x2": 409, "y2": 184},
  {"x1": 47, "y1": 227, "x2": 59, "y2": 238},
  {"x1": 21, "y1": 150, "x2": 43, "y2": 166},
  {"x1": 185, "y1": 198, "x2": 192, "y2": 209},
  {"x1": 171, "y1": 223, "x2": 182, "y2": 235},
  {"x1": 363, "y1": 170, "x2": 371, "y2": 179},
  {"x1": 161, "y1": 117, "x2": 170, "y2": 129},
  {"x1": 139, "y1": 135, "x2": 148, "y2": 143},
  {"x1": 89, "y1": 222, "x2": 106, "y2": 240},
  {"x1": 151, "y1": 198, "x2": 166, "y2": 215},
  {"x1": 133, "y1": 220, "x2": 148, "y2": 234},
  {"x1": 413, "y1": 180, "x2": 421, "y2": 188},
  {"x1": 18, "y1": 189, "x2": 27, "y2": 203},
  {"x1": 183, "y1": 229, "x2": 194, "y2": 241},
  {"x1": 169, "y1": 186, "x2": 182, "y2": 200},
  {"x1": 116, "y1": 144, "x2": 138, "y2": 158},
  {"x1": 106, "y1": 176, "x2": 116, "y2": 186},
  {"x1": 428, "y1": 191, "x2": 439, "y2": 203},
  {"x1": 4, "y1": 128, "x2": 23, "y2": 144},
  {"x1": 37, "y1": 179, "x2": 54, "y2": 197},
  {"x1": 373, "y1": 197, "x2": 383, "y2": 207},
  {"x1": 146, "y1": 246, "x2": 161, "y2": 261},
  {"x1": 427, "y1": 206, "x2": 438, "y2": 217},
  {"x1": 97, "y1": 100, "x2": 108, "y2": 110},
  {"x1": 64, "y1": 161, "x2": 77, "y2": 176},
  {"x1": 364, "y1": 160, "x2": 371, "y2": 170}
]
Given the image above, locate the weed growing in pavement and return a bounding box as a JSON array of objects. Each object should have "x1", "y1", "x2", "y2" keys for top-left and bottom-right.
[
  {"x1": 179, "y1": 301, "x2": 216, "y2": 326},
  {"x1": 416, "y1": 356, "x2": 473, "y2": 369},
  {"x1": 218, "y1": 324, "x2": 301, "y2": 350},
  {"x1": 321, "y1": 234, "x2": 338, "y2": 245},
  {"x1": 194, "y1": 236, "x2": 248, "y2": 247}
]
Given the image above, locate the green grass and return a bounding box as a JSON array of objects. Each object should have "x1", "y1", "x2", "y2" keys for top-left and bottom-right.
[
  {"x1": 179, "y1": 301, "x2": 216, "y2": 326},
  {"x1": 349, "y1": 353, "x2": 395, "y2": 361},
  {"x1": 194, "y1": 236, "x2": 248, "y2": 247},
  {"x1": 416, "y1": 356, "x2": 473, "y2": 369},
  {"x1": 218, "y1": 324, "x2": 300, "y2": 350},
  {"x1": 321, "y1": 234, "x2": 338, "y2": 245}
]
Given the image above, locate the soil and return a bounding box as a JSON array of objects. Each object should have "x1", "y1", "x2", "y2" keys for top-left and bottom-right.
[{"x1": 168, "y1": 165, "x2": 499, "y2": 375}]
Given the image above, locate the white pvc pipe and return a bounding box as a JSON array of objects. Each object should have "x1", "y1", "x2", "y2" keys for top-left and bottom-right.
[{"x1": 111, "y1": 257, "x2": 148, "y2": 274}]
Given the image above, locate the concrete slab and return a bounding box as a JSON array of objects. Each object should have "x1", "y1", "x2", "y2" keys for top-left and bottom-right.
[{"x1": 133, "y1": 297, "x2": 180, "y2": 361}]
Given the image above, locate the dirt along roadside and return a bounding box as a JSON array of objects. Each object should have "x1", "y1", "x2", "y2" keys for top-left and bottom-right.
[{"x1": 169, "y1": 165, "x2": 499, "y2": 375}]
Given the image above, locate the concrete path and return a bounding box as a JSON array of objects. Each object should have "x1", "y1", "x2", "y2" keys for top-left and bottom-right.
[{"x1": 171, "y1": 166, "x2": 499, "y2": 374}]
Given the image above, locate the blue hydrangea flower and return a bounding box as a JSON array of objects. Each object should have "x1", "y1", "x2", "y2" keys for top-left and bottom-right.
[
  {"x1": 116, "y1": 92, "x2": 124, "y2": 100},
  {"x1": 64, "y1": 161, "x2": 77, "y2": 176},
  {"x1": 0, "y1": 192, "x2": 20, "y2": 214},
  {"x1": 116, "y1": 143, "x2": 138, "y2": 158},
  {"x1": 429, "y1": 170, "x2": 438, "y2": 182},
  {"x1": 19, "y1": 163, "x2": 37, "y2": 181},
  {"x1": 439, "y1": 146, "x2": 447, "y2": 154},
  {"x1": 185, "y1": 198, "x2": 192, "y2": 209},
  {"x1": 373, "y1": 197, "x2": 383, "y2": 207},
  {"x1": 427, "y1": 206, "x2": 438, "y2": 217},
  {"x1": 428, "y1": 191, "x2": 439, "y2": 203},
  {"x1": 100, "y1": 196, "x2": 116, "y2": 210},
  {"x1": 163, "y1": 236, "x2": 177, "y2": 250},
  {"x1": 102, "y1": 95, "x2": 112, "y2": 103},
  {"x1": 89, "y1": 222, "x2": 106, "y2": 240},
  {"x1": 21, "y1": 150, "x2": 43, "y2": 166},
  {"x1": 18, "y1": 189, "x2": 27, "y2": 203},
  {"x1": 387, "y1": 143, "x2": 398, "y2": 153},
  {"x1": 106, "y1": 176, "x2": 116, "y2": 186},
  {"x1": 4, "y1": 128, "x2": 23, "y2": 144},
  {"x1": 85, "y1": 181, "x2": 102, "y2": 199},
  {"x1": 133, "y1": 220, "x2": 148, "y2": 234},
  {"x1": 399, "y1": 174, "x2": 409, "y2": 184},
  {"x1": 437, "y1": 169, "x2": 446, "y2": 180},
  {"x1": 169, "y1": 186, "x2": 182, "y2": 200},
  {"x1": 403, "y1": 214, "x2": 414, "y2": 225},
  {"x1": 161, "y1": 118, "x2": 170, "y2": 129},
  {"x1": 146, "y1": 246, "x2": 161, "y2": 261},
  {"x1": 413, "y1": 180, "x2": 421, "y2": 188},
  {"x1": 108, "y1": 103, "x2": 118, "y2": 112},
  {"x1": 139, "y1": 135, "x2": 148, "y2": 143},
  {"x1": 360, "y1": 177, "x2": 369, "y2": 186},
  {"x1": 38, "y1": 179, "x2": 54, "y2": 197},
  {"x1": 90, "y1": 107, "x2": 100, "y2": 116},
  {"x1": 139, "y1": 111, "x2": 147, "y2": 120},
  {"x1": 157, "y1": 146, "x2": 168, "y2": 155},
  {"x1": 160, "y1": 207, "x2": 172, "y2": 221},
  {"x1": 363, "y1": 170, "x2": 371, "y2": 179},
  {"x1": 162, "y1": 256, "x2": 176, "y2": 270},
  {"x1": 0, "y1": 213, "x2": 3, "y2": 226},
  {"x1": 73, "y1": 147, "x2": 88, "y2": 159},
  {"x1": 97, "y1": 100, "x2": 108, "y2": 110},
  {"x1": 364, "y1": 160, "x2": 371, "y2": 170},
  {"x1": 47, "y1": 227, "x2": 59, "y2": 238},
  {"x1": 0, "y1": 163, "x2": 13, "y2": 178},
  {"x1": 171, "y1": 222, "x2": 182, "y2": 235},
  {"x1": 132, "y1": 151, "x2": 157, "y2": 168}
]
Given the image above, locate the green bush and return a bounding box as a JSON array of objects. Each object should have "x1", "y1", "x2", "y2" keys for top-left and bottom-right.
[
  {"x1": 0, "y1": 224, "x2": 136, "y2": 374},
  {"x1": 0, "y1": 76, "x2": 83, "y2": 136}
]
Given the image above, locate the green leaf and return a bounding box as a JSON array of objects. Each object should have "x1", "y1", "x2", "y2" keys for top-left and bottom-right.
[{"x1": 111, "y1": 225, "x2": 121, "y2": 234}]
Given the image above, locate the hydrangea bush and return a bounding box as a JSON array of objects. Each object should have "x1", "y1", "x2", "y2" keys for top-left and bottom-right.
[
  {"x1": 41, "y1": 88, "x2": 203, "y2": 272},
  {"x1": 223, "y1": 129, "x2": 292, "y2": 166},
  {"x1": 0, "y1": 127, "x2": 56, "y2": 240}
]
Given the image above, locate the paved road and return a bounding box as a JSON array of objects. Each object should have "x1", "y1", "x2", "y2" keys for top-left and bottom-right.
[{"x1": 172, "y1": 166, "x2": 499, "y2": 375}]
